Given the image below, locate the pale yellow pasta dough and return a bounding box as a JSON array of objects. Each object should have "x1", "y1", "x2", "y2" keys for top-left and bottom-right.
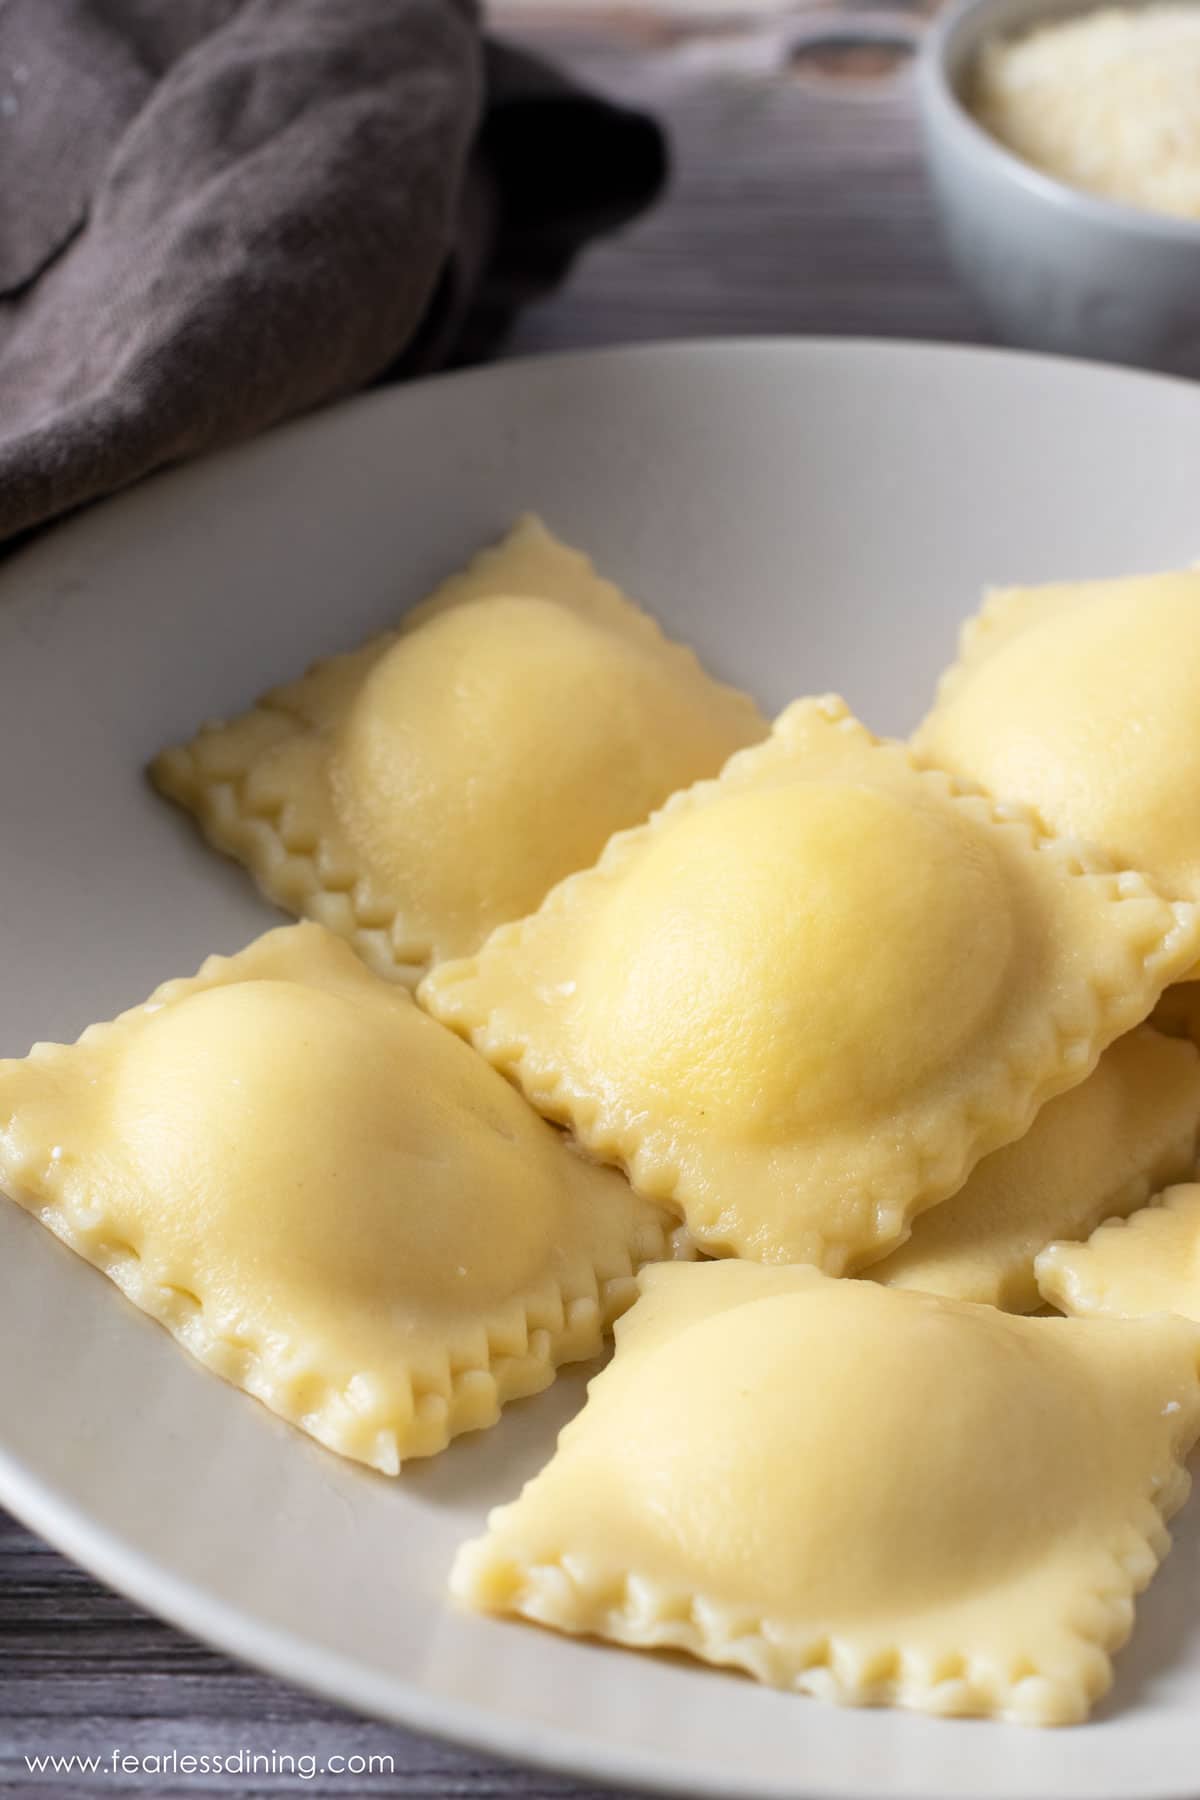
[
  {"x1": 453, "y1": 1261, "x2": 1200, "y2": 1726},
  {"x1": 0, "y1": 923, "x2": 682, "y2": 1473},
  {"x1": 1152, "y1": 980, "x2": 1200, "y2": 1045},
  {"x1": 422, "y1": 696, "x2": 1200, "y2": 1271},
  {"x1": 866, "y1": 1025, "x2": 1200, "y2": 1310},
  {"x1": 151, "y1": 517, "x2": 765, "y2": 981},
  {"x1": 914, "y1": 570, "x2": 1200, "y2": 906},
  {"x1": 1038, "y1": 1184, "x2": 1200, "y2": 1322}
]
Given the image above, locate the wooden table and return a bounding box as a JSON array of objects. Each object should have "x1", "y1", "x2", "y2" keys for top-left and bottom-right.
[
  {"x1": 0, "y1": 8, "x2": 989, "y2": 1793},
  {"x1": 501, "y1": 3, "x2": 981, "y2": 356}
]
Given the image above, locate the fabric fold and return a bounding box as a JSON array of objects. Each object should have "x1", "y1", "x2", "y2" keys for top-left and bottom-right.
[{"x1": 0, "y1": 0, "x2": 667, "y2": 546}]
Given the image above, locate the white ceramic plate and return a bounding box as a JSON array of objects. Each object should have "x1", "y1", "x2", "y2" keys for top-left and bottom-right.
[{"x1": 3, "y1": 341, "x2": 1200, "y2": 1800}]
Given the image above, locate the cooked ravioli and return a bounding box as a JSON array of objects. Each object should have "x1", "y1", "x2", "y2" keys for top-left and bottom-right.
[
  {"x1": 422, "y1": 696, "x2": 1200, "y2": 1271},
  {"x1": 866, "y1": 1025, "x2": 1200, "y2": 1310},
  {"x1": 151, "y1": 517, "x2": 765, "y2": 981},
  {"x1": 914, "y1": 570, "x2": 1200, "y2": 907},
  {"x1": 1038, "y1": 1184, "x2": 1200, "y2": 1322},
  {"x1": 0, "y1": 924, "x2": 682, "y2": 1473},
  {"x1": 1152, "y1": 980, "x2": 1200, "y2": 1045},
  {"x1": 453, "y1": 1261, "x2": 1200, "y2": 1726}
]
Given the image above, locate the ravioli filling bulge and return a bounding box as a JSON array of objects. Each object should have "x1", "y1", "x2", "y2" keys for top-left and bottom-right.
[
  {"x1": 917, "y1": 576, "x2": 1200, "y2": 898},
  {"x1": 572, "y1": 780, "x2": 1014, "y2": 1136},
  {"x1": 111, "y1": 977, "x2": 563, "y2": 1338}
]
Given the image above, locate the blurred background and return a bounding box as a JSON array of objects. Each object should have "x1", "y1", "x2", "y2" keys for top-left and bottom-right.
[{"x1": 494, "y1": 0, "x2": 980, "y2": 357}]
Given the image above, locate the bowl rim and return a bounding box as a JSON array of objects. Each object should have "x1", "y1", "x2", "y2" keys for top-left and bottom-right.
[{"x1": 919, "y1": 0, "x2": 1200, "y2": 246}]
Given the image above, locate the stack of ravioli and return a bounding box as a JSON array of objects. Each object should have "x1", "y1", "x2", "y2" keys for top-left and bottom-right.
[{"x1": 4, "y1": 522, "x2": 1200, "y2": 1729}]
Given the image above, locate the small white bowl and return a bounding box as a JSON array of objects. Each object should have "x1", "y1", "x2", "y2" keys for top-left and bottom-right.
[{"x1": 918, "y1": 0, "x2": 1200, "y2": 376}]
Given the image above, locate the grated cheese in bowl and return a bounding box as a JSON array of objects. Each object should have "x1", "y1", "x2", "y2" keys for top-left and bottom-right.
[{"x1": 971, "y1": 4, "x2": 1200, "y2": 221}]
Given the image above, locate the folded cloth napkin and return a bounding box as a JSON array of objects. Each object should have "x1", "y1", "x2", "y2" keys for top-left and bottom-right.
[{"x1": 0, "y1": 0, "x2": 666, "y2": 547}]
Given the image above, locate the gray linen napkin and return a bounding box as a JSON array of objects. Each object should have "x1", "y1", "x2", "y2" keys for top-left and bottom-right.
[{"x1": 0, "y1": 0, "x2": 666, "y2": 546}]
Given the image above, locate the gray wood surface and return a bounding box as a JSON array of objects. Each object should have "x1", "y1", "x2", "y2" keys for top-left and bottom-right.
[
  {"x1": 0, "y1": 7, "x2": 991, "y2": 1794},
  {"x1": 500, "y1": 6, "x2": 983, "y2": 358},
  {"x1": 0, "y1": 1507, "x2": 610, "y2": 1795}
]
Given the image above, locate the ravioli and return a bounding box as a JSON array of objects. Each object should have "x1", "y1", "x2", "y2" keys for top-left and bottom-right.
[
  {"x1": 913, "y1": 570, "x2": 1200, "y2": 908},
  {"x1": 453, "y1": 1261, "x2": 1200, "y2": 1725},
  {"x1": 422, "y1": 696, "x2": 1200, "y2": 1271},
  {"x1": 866, "y1": 1025, "x2": 1200, "y2": 1310},
  {"x1": 0, "y1": 924, "x2": 682, "y2": 1473},
  {"x1": 1152, "y1": 980, "x2": 1200, "y2": 1046},
  {"x1": 1038, "y1": 1184, "x2": 1200, "y2": 1323},
  {"x1": 151, "y1": 517, "x2": 765, "y2": 981}
]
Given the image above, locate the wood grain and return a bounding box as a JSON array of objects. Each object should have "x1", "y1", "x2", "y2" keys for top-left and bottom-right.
[
  {"x1": 499, "y1": 6, "x2": 986, "y2": 359},
  {"x1": 0, "y1": 8, "x2": 991, "y2": 1793},
  {"x1": 0, "y1": 1513, "x2": 613, "y2": 1797}
]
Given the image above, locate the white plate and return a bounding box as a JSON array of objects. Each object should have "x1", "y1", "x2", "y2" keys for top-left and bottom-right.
[{"x1": 2, "y1": 340, "x2": 1200, "y2": 1800}]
